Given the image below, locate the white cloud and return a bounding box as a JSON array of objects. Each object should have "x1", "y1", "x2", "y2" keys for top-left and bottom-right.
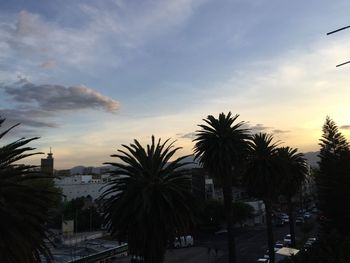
[{"x1": 0, "y1": 0, "x2": 209, "y2": 74}]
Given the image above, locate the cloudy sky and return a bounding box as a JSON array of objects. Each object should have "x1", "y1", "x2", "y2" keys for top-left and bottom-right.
[{"x1": 1, "y1": 0, "x2": 350, "y2": 169}]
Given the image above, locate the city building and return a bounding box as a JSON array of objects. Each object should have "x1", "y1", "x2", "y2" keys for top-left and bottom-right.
[
  {"x1": 55, "y1": 175, "x2": 110, "y2": 201},
  {"x1": 41, "y1": 148, "x2": 54, "y2": 176}
]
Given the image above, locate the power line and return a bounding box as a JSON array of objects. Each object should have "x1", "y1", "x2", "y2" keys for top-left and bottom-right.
[
  {"x1": 327, "y1": 25, "x2": 350, "y2": 67},
  {"x1": 327, "y1": 25, "x2": 350, "y2": 35}
]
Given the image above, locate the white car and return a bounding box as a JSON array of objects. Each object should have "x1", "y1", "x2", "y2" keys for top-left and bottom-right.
[
  {"x1": 283, "y1": 234, "x2": 292, "y2": 246},
  {"x1": 173, "y1": 235, "x2": 194, "y2": 248},
  {"x1": 257, "y1": 258, "x2": 269, "y2": 263}
]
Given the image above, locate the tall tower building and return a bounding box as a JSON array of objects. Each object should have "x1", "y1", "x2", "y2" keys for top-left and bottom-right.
[{"x1": 41, "y1": 148, "x2": 54, "y2": 176}]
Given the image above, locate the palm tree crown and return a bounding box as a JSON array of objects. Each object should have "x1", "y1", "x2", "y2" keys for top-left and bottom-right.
[
  {"x1": 0, "y1": 118, "x2": 56, "y2": 263},
  {"x1": 101, "y1": 136, "x2": 195, "y2": 263},
  {"x1": 193, "y1": 112, "x2": 249, "y2": 178},
  {"x1": 276, "y1": 146, "x2": 308, "y2": 247},
  {"x1": 244, "y1": 133, "x2": 281, "y2": 263},
  {"x1": 193, "y1": 112, "x2": 249, "y2": 263},
  {"x1": 245, "y1": 133, "x2": 281, "y2": 199},
  {"x1": 277, "y1": 147, "x2": 308, "y2": 197}
]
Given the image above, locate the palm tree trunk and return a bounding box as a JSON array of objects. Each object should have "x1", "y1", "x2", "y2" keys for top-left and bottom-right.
[
  {"x1": 287, "y1": 197, "x2": 296, "y2": 247},
  {"x1": 265, "y1": 200, "x2": 275, "y2": 263},
  {"x1": 222, "y1": 182, "x2": 237, "y2": 263}
]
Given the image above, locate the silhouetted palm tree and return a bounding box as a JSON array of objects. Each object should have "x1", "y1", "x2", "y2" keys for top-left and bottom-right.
[
  {"x1": 101, "y1": 136, "x2": 196, "y2": 263},
  {"x1": 245, "y1": 133, "x2": 281, "y2": 263},
  {"x1": 193, "y1": 112, "x2": 249, "y2": 263},
  {"x1": 277, "y1": 147, "x2": 308, "y2": 247},
  {"x1": 0, "y1": 118, "x2": 56, "y2": 262}
]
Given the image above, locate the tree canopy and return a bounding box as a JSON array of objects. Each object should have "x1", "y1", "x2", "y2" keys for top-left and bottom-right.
[
  {"x1": 101, "y1": 136, "x2": 196, "y2": 263},
  {"x1": 0, "y1": 118, "x2": 57, "y2": 262}
]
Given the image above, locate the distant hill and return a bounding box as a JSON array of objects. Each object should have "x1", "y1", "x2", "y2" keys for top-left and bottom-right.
[{"x1": 66, "y1": 152, "x2": 319, "y2": 174}]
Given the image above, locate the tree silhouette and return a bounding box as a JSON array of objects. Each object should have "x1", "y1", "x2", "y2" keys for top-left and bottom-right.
[
  {"x1": 277, "y1": 146, "x2": 308, "y2": 247},
  {"x1": 0, "y1": 118, "x2": 57, "y2": 262},
  {"x1": 317, "y1": 116, "x2": 350, "y2": 235},
  {"x1": 244, "y1": 133, "x2": 281, "y2": 263},
  {"x1": 194, "y1": 112, "x2": 249, "y2": 263},
  {"x1": 101, "y1": 136, "x2": 196, "y2": 263}
]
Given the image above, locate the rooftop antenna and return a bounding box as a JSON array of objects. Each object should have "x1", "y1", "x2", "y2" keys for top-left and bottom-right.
[
  {"x1": 327, "y1": 25, "x2": 350, "y2": 67},
  {"x1": 48, "y1": 147, "x2": 53, "y2": 158}
]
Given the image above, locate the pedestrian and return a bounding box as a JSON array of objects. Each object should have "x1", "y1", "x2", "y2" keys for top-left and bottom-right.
[
  {"x1": 214, "y1": 247, "x2": 218, "y2": 256},
  {"x1": 207, "y1": 246, "x2": 211, "y2": 255}
]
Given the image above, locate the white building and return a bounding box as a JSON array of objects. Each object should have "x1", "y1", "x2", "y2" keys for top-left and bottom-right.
[
  {"x1": 55, "y1": 175, "x2": 110, "y2": 201},
  {"x1": 244, "y1": 200, "x2": 266, "y2": 226}
]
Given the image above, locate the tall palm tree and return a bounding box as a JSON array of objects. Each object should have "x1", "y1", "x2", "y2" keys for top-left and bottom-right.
[
  {"x1": 244, "y1": 133, "x2": 281, "y2": 263},
  {"x1": 100, "y1": 136, "x2": 196, "y2": 263},
  {"x1": 277, "y1": 147, "x2": 308, "y2": 247},
  {"x1": 0, "y1": 118, "x2": 56, "y2": 262},
  {"x1": 193, "y1": 112, "x2": 249, "y2": 263}
]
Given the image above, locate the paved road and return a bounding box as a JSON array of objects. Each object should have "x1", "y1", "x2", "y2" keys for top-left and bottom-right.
[{"x1": 115, "y1": 218, "x2": 317, "y2": 263}]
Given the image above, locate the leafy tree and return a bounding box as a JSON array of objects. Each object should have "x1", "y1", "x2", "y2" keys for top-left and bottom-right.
[
  {"x1": 100, "y1": 136, "x2": 196, "y2": 263},
  {"x1": 62, "y1": 197, "x2": 103, "y2": 232},
  {"x1": 317, "y1": 116, "x2": 350, "y2": 235},
  {"x1": 0, "y1": 118, "x2": 57, "y2": 262},
  {"x1": 277, "y1": 147, "x2": 308, "y2": 247},
  {"x1": 198, "y1": 199, "x2": 224, "y2": 231},
  {"x1": 194, "y1": 112, "x2": 249, "y2": 263},
  {"x1": 244, "y1": 133, "x2": 281, "y2": 263},
  {"x1": 232, "y1": 201, "x2": 254, "y2": 227}
]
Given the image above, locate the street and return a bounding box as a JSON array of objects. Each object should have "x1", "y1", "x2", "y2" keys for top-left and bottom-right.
[{"x1": 115, "y1": 219, "x2": 316, "y2": 263}]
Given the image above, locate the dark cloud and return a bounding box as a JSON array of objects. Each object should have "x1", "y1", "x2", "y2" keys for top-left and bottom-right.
[
  {"x1": 0, "y1": 79, "x2": 120, "y2": 129},
  {"x1": 179, "y1": 132, "x2": 196, "y2": 139},
  {"x1": 248, "y1": 124, "x2": 271, "y2": 133},
  {"x1": 340, "y1": 125, "x2": 350, "y2": 130},
  {"x1": 272, "y1": 129, "x2": 290, "y2": 134},
  {"x1": 2, "y1": 78, "x2": 120, "y2": 112},
  {"x1": 0, "y1": 109, "x2": 57, "y2": 128}
]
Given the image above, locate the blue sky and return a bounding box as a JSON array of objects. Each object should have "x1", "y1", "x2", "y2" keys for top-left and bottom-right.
[{"x1": 1, "y1": 0, "x2": 350, "y2": 168}]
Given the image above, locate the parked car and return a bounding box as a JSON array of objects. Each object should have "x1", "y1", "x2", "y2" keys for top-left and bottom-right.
[
  {"x1": 283, "y1": 234, "x2": 292, "y2": 246},
  {"x1": 303, "y1": 241, "x2": 313, "y2": 251},
  {"x1": 173, "y1": 235, "x2": 194, "y2": 248},
  {"x1": 297, "y1": 209, "x2": 306, "y2": 214},
  {"x1": 303, "y1": 212, "x2": 312, "y2": 219},
  {"x1": 257, "y1": 258, "x2": 270, "y2": 263},
  {"x1": 131, "y1": 255, "x2": 144, "y2": 263},
  {"x1": 279, "y1": 213, "x2": 289, "y2": 223},
  {"x1": 274, "y1": 242, "x2": 284, "y2": 252},
  {"x1": 303, "y1": 237, "x2": 316, "y2": 251}
]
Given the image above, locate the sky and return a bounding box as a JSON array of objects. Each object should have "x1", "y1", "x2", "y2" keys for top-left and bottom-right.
[{"x1": 1, "y1": 0, "x2": 350, "y2": 169}]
